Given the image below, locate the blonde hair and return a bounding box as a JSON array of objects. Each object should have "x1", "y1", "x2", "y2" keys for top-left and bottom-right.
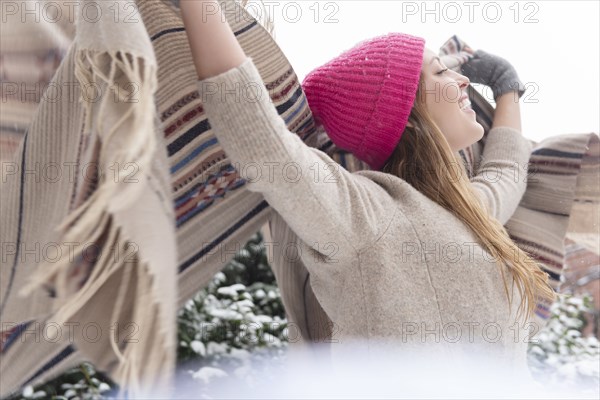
[{"x1": 382, "y1": 72, "x2": 556, "y2": 322}]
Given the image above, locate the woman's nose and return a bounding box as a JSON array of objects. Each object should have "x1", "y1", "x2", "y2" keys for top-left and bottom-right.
[{"x1": 458, "y1": 74, "x2": 470, "y2": 89}]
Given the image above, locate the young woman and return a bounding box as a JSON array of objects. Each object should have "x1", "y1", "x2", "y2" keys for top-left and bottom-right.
[{"x1": 179, "y1": 0, "x2": 555, "y2": 374}]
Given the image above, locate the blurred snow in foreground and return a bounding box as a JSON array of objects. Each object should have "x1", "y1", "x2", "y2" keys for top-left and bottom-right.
[{"x1": 166, "y1": 343, "x2": 600, "y2": 400}]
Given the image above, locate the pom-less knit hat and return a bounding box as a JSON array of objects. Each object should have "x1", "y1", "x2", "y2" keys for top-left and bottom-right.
[{"x1": 302, "y1": 33, "x2": 426, "y2": 171}]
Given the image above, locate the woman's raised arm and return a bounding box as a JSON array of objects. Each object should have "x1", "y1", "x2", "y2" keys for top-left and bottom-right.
[
  {"x1": 180, "y1": 0, "x2": 246, "y2": 79},
  {"x1": 460, "y1": 49, "x2": 531, "y2": 224},
  {"x1": 180, "y1": 1, "x2": 396, "y2": 259}
]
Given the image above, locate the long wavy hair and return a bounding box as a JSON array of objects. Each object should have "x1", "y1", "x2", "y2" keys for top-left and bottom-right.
[{"x1": 381, "y1": 72, "x2": 556, "y2": 322}]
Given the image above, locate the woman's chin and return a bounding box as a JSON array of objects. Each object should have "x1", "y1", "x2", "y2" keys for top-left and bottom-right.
[
  {"x1": 444, "y1": 122, "x2": 485, "y2": 151},
  {"x1": 467, "y1": 120, "x2": 485, "y2": 141},
  {"x1": 475, "y1": 123, "x2": 485, "y2": 139},
  {"x1": 461, "y1": 126, "x2": 485, "y2": 149}
]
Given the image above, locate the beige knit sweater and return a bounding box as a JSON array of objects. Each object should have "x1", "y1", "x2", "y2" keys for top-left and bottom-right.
[{"x1": 198, "y1": 57, "x2": 537, "y2": 376}]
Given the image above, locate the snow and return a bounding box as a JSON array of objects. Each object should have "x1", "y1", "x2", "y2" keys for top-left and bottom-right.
[
  {"x1": 262, "y1": 332, "x2": 280, "y2": 346},
  {"x1": 207, "y1": 341, "x2": 228, "y2": 355},
  {"x1": 217, "y1": 283, "x2": 246, "y2": 297},
  {"x1": 233, "y1": 364, "x2": 252, "y2": 379},
  {"x1": 97, "y1": 382, "x2": 111, "y2": 393},
  {"x1": 173, "y1": 346, "x2": 598, "y2": 399},
  {"x1": 22, "y1": 386, "x2": 33, "y2": 398},
  {"x1": 208, "y1": 308, "x2": 242, "y2": 320},
  {"x1": 233, "y1": 299, "x2": 255, "y2": 313},
  {"x1": 251, "y1": 314, "x2": 273, "y2": 324},
  {"x1": 213, "y1": 272, "x2": 227, "y2": 284},
  {"x1": 191, "y1": 367, "x2": 228, "y2": 385},
  {"x1": 191, "y1": 340, "x2": 207, "y2": 357},
  {"x1": 229, "y1": 348, "x2": 251, "y2": 361}
]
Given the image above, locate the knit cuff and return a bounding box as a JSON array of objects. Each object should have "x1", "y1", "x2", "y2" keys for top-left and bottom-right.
[{"x1": 196, "y1": 56, "x2": 291, "y2": 165}]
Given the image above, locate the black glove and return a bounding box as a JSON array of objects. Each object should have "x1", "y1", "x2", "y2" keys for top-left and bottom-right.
[{"x1": 460, "y1": 49, "x2": 526, "y2": 101}]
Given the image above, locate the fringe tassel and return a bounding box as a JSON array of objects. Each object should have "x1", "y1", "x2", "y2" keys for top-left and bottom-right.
[{"x1": 18, "y1": 48, "x2": 174, "y2": 398}]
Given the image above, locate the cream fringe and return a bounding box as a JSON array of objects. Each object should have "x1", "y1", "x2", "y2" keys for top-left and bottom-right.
[{"x1": 19, "y1": 48, "x2": 173, "y2": 398}]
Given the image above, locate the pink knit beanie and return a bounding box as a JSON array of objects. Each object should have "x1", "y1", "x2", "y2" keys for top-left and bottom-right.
[{"x1": 302, "y1": 33, "x2": 426, "y2": 171}]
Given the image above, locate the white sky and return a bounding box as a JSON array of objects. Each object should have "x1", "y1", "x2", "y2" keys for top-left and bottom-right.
[{"x1": 246, "y1": 0, "x2": 600, "y2": 142}]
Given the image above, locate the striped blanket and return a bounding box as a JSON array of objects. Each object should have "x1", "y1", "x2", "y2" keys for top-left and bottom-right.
[{"x1": 1, "y1": 0, "x2": 598, "y2": 397}]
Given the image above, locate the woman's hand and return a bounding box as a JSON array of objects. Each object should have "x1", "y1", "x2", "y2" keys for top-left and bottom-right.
[
  {"x1": 461, "y1": 49, "x2": 526, "y2": 102},
  {"x1": 179, "y1": 0, "x2": 248, "y2": 80},
  {"x1": 461, "y1": 49, "x2": 523, "y2": 132}
]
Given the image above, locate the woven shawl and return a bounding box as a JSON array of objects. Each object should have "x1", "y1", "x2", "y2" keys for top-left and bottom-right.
[{"x1": 1, "y1": 0, "x2": 598, "y2": 397}]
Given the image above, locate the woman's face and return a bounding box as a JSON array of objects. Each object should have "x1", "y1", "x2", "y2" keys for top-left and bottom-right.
[{"x1": 419, "y1": 48, "x2": 484, "y2": 151}]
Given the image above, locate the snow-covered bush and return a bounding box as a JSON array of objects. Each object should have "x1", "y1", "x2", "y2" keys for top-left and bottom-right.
[
  {"x1": 176, "y1": 232, "x2": 290, "y2": 393},
  {"x1": 15, "y1": 363, "x2": 114, "y2": 400},
  {"x1": 528, "y1": 292, "x2": 600, "y2": 392}
]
